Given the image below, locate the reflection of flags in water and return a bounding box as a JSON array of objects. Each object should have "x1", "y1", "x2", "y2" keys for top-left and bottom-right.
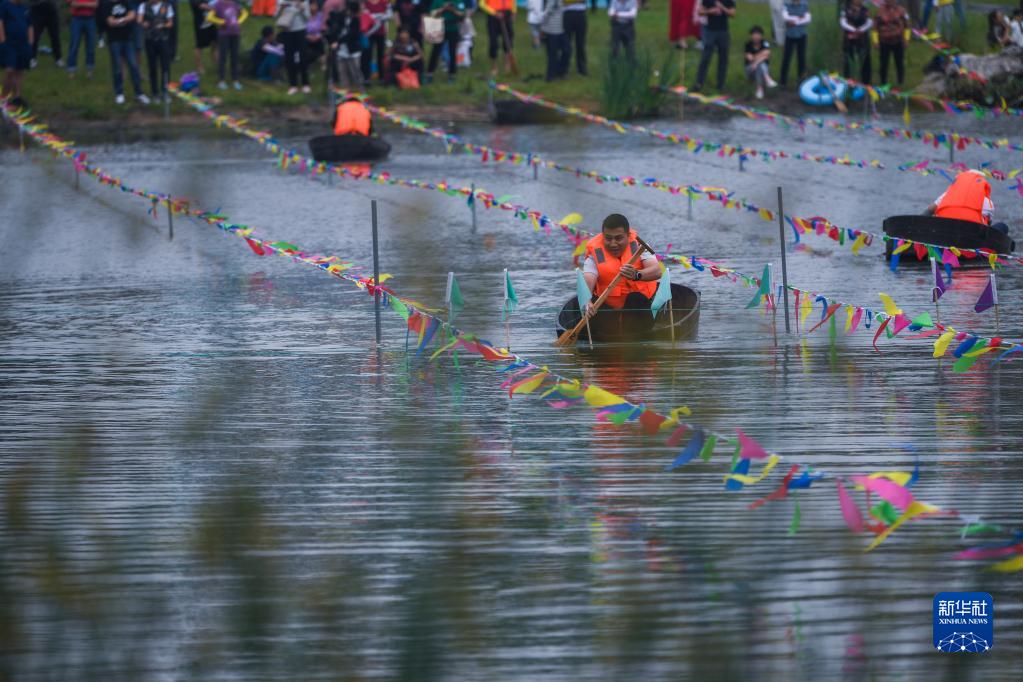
[
  {"x1": 975, "y1": 274, "x2": 998, "y2": 313},
  {"x1": 445, "y1": 272, "x2": 464, "y2": 311},
  {"x1": 931, "y1": 258, "x2": 947, "y2": 302},
  {"x1": 576, "y1": 269, "x2": 590, "y2": 312},
  {"x1": 502, "y1": 269, "x2": 518, "y2": 320},
  {"x1": 651, "y1": 268, "x2": 672, "y2": 318}
]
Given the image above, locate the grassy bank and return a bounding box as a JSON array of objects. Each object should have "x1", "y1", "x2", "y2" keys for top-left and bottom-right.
[{"x1": 14, "y1": 0, "x2": 1002, "y2": 123}]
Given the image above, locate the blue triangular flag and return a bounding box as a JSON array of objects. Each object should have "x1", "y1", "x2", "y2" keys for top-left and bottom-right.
[
  {"x1": 666, "y1": 429, "x2": 704, "y2": 471},
  {"x1": 650, "y1": 268, "x2": 672, "y2": 318}
]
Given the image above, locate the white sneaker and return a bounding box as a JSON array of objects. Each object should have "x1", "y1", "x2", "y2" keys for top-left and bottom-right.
[
  {"x1": 137, "y1": 93, "x2": 151, "y2": 104},
  {"x1": 233, "y1": 81, "x2": 243, "y2": 90},
  {"x1": 97, "y1": 38, "x2": 105, "y2": 48},
  {"x1": 755, "y1": 86, "x2": 764, "y2": 100},
  {"x1": 30, "y1": 58, "x2": 38, "y2": 69},
  {"x1": 765, "y1": 76, "x2": 778, "y2": 88},
  {"x1": 287, "y1": 86, "x2": 298, "y2": 95},
  {"x1": 115, "y1": 94, "x2": 126, "y2": 104},
  {"x1": 55, "y1": 59, "x2": 64, "y2": 67},
  {"x1": 301, "y1": 85, "x2": 311, "y2": 94},
  {"x1": 218, "y1": 81, "x2": 228, "y2": 90}
]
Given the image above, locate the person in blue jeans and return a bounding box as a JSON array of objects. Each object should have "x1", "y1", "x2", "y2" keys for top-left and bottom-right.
[
  {"x1": 694, "y1": 0, "x2": 735, "y2": 91},
  {"x1": 67, "y1": 0, "x2": 99, "y2": 76},
  {"x1": 1, "y1": 0, "x2": 35, "y2": 105},
  {"x1": 101, "y1": 0, "x2": 149, "y2": 103},
  {"x1": 918, "y1": 0, "x2": 965, "y2": 31}
]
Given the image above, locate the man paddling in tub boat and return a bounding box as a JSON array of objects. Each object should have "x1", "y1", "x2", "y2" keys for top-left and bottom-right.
[{"x1": 580, "y1": 213, "x2": 662, "y2": 331}]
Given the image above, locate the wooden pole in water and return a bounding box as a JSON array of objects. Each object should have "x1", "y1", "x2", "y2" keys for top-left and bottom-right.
[
  {"x1": 167, "y1": 204, "x2": 174, "y2": 240},
  {"x1": 372, "y1": 199, "x2": 382, "y2": 345},
  {"x1": 470, "y1": 182, "x2": 477, "y2": 233},
  {"x1": 993, "y1": 273, "x2": 1000, "y2": 336},
  {"x1": 687, "y1": 192, "x2": 693, "y2": 221},
  {"x1": 777, "y1": 187, "x2": 791, "y2": 333},
  {"x1": 948, "y1": 131, "x2": 955, "y2": 164}
]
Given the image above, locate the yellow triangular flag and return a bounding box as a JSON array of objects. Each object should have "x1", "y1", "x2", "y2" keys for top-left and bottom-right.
[{"x1": 878, "y1": 293, "x2": 902, "y2": 316}]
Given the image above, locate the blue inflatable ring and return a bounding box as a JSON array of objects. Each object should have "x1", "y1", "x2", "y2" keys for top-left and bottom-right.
[{"x1": 799, "y1": 75, "x2": 846, "y2": 106}]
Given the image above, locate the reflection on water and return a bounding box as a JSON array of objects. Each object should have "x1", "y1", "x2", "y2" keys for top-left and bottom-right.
[{"x1": 1, "y1": 108, "x2": 1023, "y2": 679}]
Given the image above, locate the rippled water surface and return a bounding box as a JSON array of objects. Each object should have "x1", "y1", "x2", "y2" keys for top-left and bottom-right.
[{"x1": 1, "y1": 106, "x2": 1022, "y2": 680}]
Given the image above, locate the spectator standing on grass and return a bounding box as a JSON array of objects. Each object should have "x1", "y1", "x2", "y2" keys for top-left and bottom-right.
[
  {"x1": 608, "y1": 0, "x2": 636, "y2": 61},
  {"x1": 480, "y1": 0, "x2": 516, "y2": 77},
  {"x1": 1, "y1": 0, "x2": 34, "y2": 105},
  {"x1": 563, "y1": 0, "x2": 587, "y2": 75},
  {"x1": 778, "y1": 0, "x2": 808, "y2": 87},
  {"x1": 840, "y1": 0, "x2": 872, "y2": 84},
  {"x1": 188, "y1": 0, "x2": 216, "y2": 73},
  {"x1": 526, "y1": 0, "x2": 542, "y2": 48},
  {"x1": 669, "y1": 0, "x2": 700, "y2": 50},
  {"x1": 67, "y1": 0, "x2": 99, "y2": 77},
  {"x1": 931, "y1": 0, "x2": 955, "y2": 38},
  {"x1": 693, "y1": 0, "x2": 735, "y2": 92},
  {"x1": 743, "y1": 24, "x2": 774, "y2": 99},
  {"x1": 326, "y1": 0, "x2": 362, "y2": 87},
  {"x1": 276, "y1": 0, "x2": 311, "y2": 94},
  {"x1": 139, "y1": 0, "x2": 174, "y2": 101},
  {"x1": 305, "y1": 1, "x2": 325, "y2": 71},
  {"x1": 360, "y1": 0, "x2": 389, "y2": 83},
  {"x1": 29, "y1": 0, "x2": 62, "y2": 67},
  {"x1": 918, "y1": 0, "x2": 964, "y2": 33},
  {"x1": 394, "y1": 0, "x2": 424, "y2": 46},
  {"x1": 540, "y1": 0, "x2": 567, "y2": 81},
  {"x1": 875, "y1": 0, "x2": 908, "y2": 85},
  {"x1": 425, "y1": 0, "x2": 465, "y2": 83},
  {"x1": 102, "y1": 0, "x2": 147, "y2": 103},
  {"x1": 210, "y1": 0, "x2": 245, "y2": 89}
]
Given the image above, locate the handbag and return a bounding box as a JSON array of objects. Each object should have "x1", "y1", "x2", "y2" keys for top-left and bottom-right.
[
  {"x1": 396, "y1": 67, "x2": 420, "y2": 89},
  {"x1": 422, "y1": 15, "x2": 445, "y2": 44}
]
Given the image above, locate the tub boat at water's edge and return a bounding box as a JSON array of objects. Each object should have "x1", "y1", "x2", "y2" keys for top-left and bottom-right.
[
  {"x1": 882, "y1": 215, "x2": 1015, "y2": 264},
  {"x1": 308, "y1": 134, "x2": 391, "y2": 162},
  {"x1": 555, "y1": 284, "x2": 700, "y2": 344}
]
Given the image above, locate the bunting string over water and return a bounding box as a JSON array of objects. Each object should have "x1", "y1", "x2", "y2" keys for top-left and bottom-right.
[
  {"x1": 661, "y1": 85, "x2": 1023, "y2": 155},
  {"x1": 6, "y1": 97, "x2": 1023, "y2": 570},
  {"x1": 828, "y1": 73, "x2": 1023, "y2": 120},
  {"x1": 491, "y1": 82, "x2": 1023, "y2": 188},
  {"x1": 489, "y1": 82, "x2": 887, "y2": 171}
]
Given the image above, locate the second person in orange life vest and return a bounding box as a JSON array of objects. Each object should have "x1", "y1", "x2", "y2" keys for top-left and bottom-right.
[
  {"x1": 332, "y1": 96, "x2": 373, "y2": 136},
  {"x1": 924, "y1": 169, "x2": 1009, "y2": 235},
  {"x1": 581, "y1": 213, "x2": 661, "y2": 328}
]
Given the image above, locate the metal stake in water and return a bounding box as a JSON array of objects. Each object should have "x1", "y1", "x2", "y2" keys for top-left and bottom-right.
[
  {"x1": 533, "y1": 159, "x2": 538, "y2": 181},
  {"x1": 372, "y1": 199, "x2": 382, "y2": 345},
  {"x1": 776, "y1": 187, "x2": 791, "y2": 334},
  {"x1": 739, "y1": 154, "x2": 746, "y2": 172},
  {"x1": 687, "y1": 192, "x2": 693, "y2": 221},
  {"x1": 470, "y1": 182, "x2": 477, "y2": 233},
  {"x1": 167, "y1": 203, "x2": 174, "y2": 240},
  {"x1": 948, "y1": 131, "x2": 955, "y2": 164}
]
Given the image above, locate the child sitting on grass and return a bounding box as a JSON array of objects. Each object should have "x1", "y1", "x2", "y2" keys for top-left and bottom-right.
[{"x1": 250, "y1": 24, "x2": 284, "y2": 80}]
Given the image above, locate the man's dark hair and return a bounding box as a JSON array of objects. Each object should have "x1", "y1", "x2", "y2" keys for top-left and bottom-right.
[
  {"x1": 750, "y1": 25, "x2": 764, "y2": 35},
  {"x1": 261, "y1": 26, "x2": 274, "y2": 38},
  {"x1": 601, "y1": 213, "x2": 629, "y2": 232}
]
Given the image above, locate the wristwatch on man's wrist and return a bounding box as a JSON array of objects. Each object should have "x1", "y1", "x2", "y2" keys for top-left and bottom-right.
[{"x1": 635, "y1": 271, "x2": 642, "y2": 281}]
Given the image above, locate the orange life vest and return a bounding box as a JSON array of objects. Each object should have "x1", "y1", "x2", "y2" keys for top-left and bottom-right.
[
  {"x1": 482, "y1": 0, "x2": 516, "y2": 13},
  {"x1": 334, "y1": 101, "x2": 371, "y2": 136},
  {"x1": 585, "y1": 230, "x2": 658, "y2": 309},
  {"x1": 935, "y1": 172, "x2": 991, "y2": 225}
]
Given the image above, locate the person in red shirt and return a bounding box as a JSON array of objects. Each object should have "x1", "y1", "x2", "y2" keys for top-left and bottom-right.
[{"x1": 360, "y1": 0, "x2": 390, "y2": 84}]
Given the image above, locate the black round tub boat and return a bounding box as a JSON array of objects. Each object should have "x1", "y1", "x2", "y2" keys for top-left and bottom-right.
[
  {"x1": 883, "y1": 214, "x2": 1015, "y2": 264},
  {"x1": 555, "y1": 284, "x2": 701, "y2": 344},
  {"x1": 308, "y1": 134, "x2": 391, "y2": 162}
]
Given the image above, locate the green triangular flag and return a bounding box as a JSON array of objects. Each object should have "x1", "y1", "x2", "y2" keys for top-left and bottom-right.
[
  {"x1": 390, "y1": 296, "x2": 410, "y2": 321},
  {"x1": 446, "y1": 272, "x2": 464, "y2": 311},
  {"x1": 745, "y1": 265, "x2": 771, "y2": 309},
  {"x1": 503, "y1": 269, "x2": 518, "y2": 321}
]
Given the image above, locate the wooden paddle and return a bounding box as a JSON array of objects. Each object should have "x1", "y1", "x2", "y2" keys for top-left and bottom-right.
[
  {"x1": 818, "y1": 72, "x2": 848, "y2": 113},
  {"x1": 555, "y1": 237, "x2": 653, "y2": 347},
  {"x1": 499, "y1": 11, "x2": 520, "y2": 77}
]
